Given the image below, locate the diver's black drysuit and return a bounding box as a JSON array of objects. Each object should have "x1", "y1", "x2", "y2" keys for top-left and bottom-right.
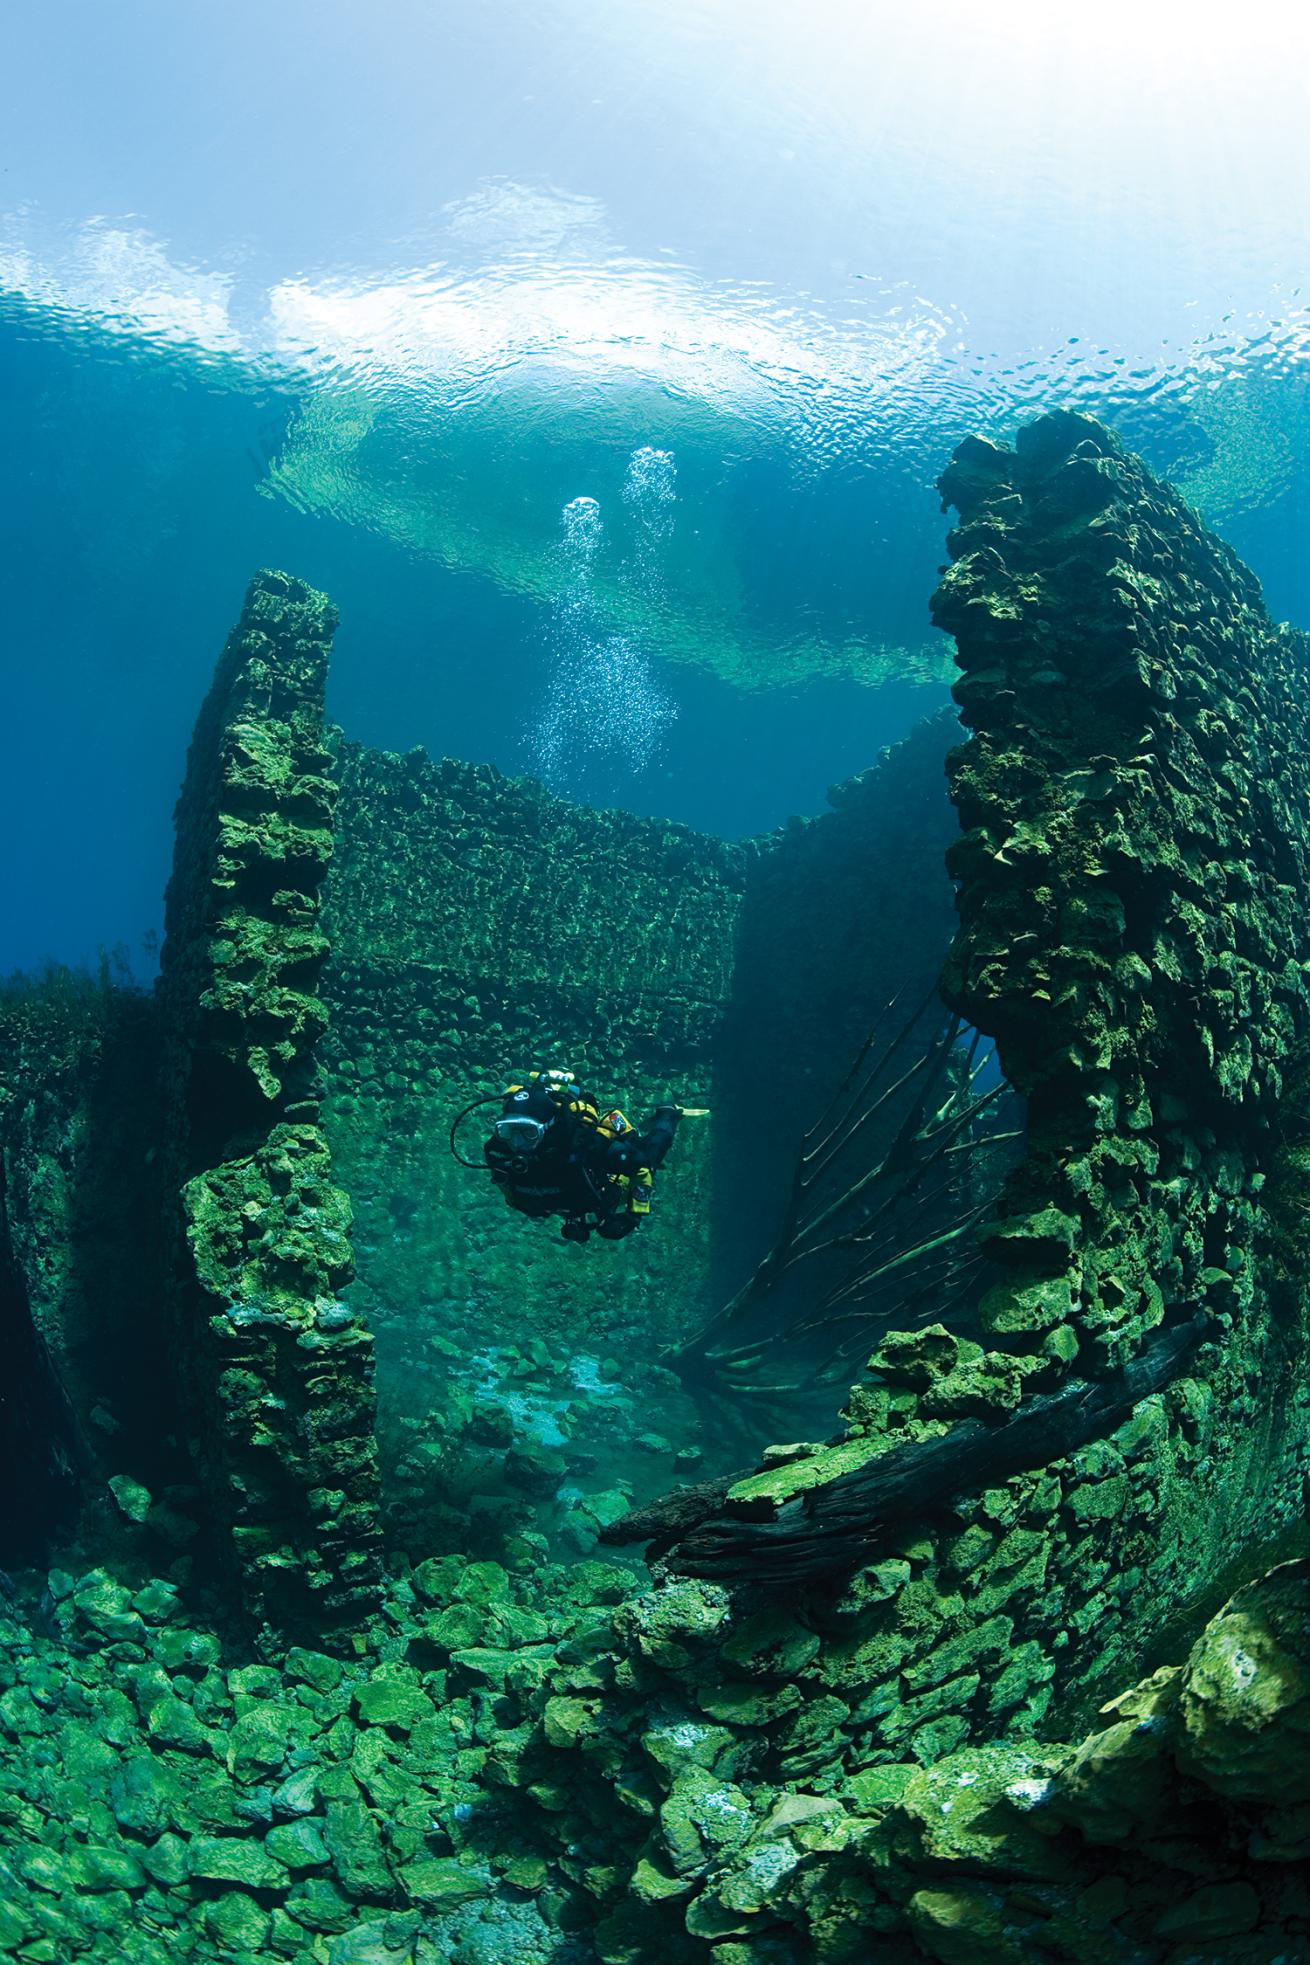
[{"x1": 484, "y1": 1084, "x2": 680, "y2": 1242}]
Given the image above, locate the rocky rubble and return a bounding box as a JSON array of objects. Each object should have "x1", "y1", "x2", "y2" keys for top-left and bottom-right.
[
  {"x1": 3, "y1": 1555, "x2": 1309, "y2": 1963},
  {"x1": 0, "y1": 1543, "x2": 630, "y2": 1965}
]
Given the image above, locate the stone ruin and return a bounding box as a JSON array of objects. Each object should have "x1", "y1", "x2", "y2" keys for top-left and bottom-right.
[{"x1": 0, "y1": 411, "x2": 1308, "y2": 1963}]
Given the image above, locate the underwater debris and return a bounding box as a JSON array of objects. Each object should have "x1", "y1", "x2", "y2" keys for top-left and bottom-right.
[
  {"x1": 607, "y1": 1312, "x2": 1208, "y2": 1581},
  {"x1": 0, "y1": 1546, "x2": 1305, "y2": 1963},
  {"x1": 671, "y1": 1000, "x2": 1019, "y2": 1416}
]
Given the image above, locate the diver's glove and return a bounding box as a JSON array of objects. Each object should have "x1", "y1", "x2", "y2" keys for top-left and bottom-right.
[{"x1": 640, "y1": 1104, "x2": 681, "y2": 1173}]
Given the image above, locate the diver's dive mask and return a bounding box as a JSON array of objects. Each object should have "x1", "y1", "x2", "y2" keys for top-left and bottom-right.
[{"x1": 494, "y1": 1114, "x2": 549, "y2": 1158}]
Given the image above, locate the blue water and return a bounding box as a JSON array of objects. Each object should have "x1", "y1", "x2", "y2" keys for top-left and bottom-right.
[{"x1": 4, "y1": 0, "x2": 1310, "y2": 972}]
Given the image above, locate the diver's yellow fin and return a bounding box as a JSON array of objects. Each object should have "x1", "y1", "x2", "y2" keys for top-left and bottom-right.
[{"x1": 678, "y1": 1106, "x2": 711, "y2": 1117}]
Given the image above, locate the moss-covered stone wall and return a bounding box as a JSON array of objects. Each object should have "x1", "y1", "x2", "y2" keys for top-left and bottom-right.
[
  {"x1": 316, "y1": 743, "x2": 747, "y2": 1555},
  {"x1": 156, "y1": 570, "x2": 383, "y2": 1644},
  {"x1": 510, "y1": 416, "x2": 1310, "y2": 1960},
  {"x1": 315, "y1": 722, "x2": 962, "y2": 1559},
  {"x1": 930, "y1": 407, "x2": 1310, "y2": 1699},
  {"x1": 320, "y1": 739, "x2": 744, "y2": 1357},
  {"x1": 0, "y1": 974, "x2": 163, "y2": 1559}
]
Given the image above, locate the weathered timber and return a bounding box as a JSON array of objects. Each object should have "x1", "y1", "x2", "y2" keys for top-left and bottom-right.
[{"x1": 607, "y1": 1314, "x2": 1208, "y2": 1582}]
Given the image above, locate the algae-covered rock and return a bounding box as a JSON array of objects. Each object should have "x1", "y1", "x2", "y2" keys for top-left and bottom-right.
[
  {"x1": 143, "y1": 1691, "x2": 214, "y2": 1756},
  {"x1": 286, "y1": 1646, "x2": 344, "y2": 1694},
  {"x1": 230, "y1": 1662, "x2": 284, "y2": 1701},
  {"x1": 642, "y1": 1711, "x2": 736, "y2": 1780},
  {"x1": 203, "y1": 1889, "x2": 271, "y2": 1953},
  {"x1": 266, "y1": 1817, "x2": 331, "y2": 1869},
  {"x1": 907, "y1": 1882, "x2": 1029, "y2": 1964},
  {"x1": 108, "y1": 1474, "x2": 153, "y2": 1523},
  {"x1": 658, "y1": 1766, "x2": 755, "y2": 1879},
  {"x1": 141, "y1": 1832, "x2": 190, "y2": 1887},
  {"x1": 107, "y1": 1756, "x2": 183, "y2": 1837},
  {"x1": 615, "y1": 1578, "x2": 731, "y2": 1670},
  {"x1": 285, "y1": 1876, "x2": 360, "y2": 1933},
  {"x1": 630, "y1": 1855, "x2": 694, "y2": 1904},
  {"x1": 326, "y1": 1916, "x2": 419, "y2": 1965},
  {"x1": 225, "y1": 1701, "x2": 306, "y2": 1780},
  {"x1": 399, "y1": 1855, "x2": 489, "y2": 1906},
  {"x1": 64, "y1": 1842, "x2": 147, "y2": 1891},
  {"x1": 1044, "y1": 1666, "x2": 1181, "y2": 1842},
  {"x1": 72, "y1": 1571, "x2": 147, "y2": 1642},
  {"x1": 1176, "y1": 1560, "x2": 1310, "y2": 1805},
  {"x1": 273, "y1": 1764, "x2": 322, "y2": 1818},
  {"x1": 869, "y1": 1324, "x2": 962, "y2": 1390},
  {"x1": 132, "y1": 1578, "x2": 180, "y2": 1622},
  {"x1": 894, "y1": 1744, "x2": 1068, "y2": 1877},
  {"x1": 542, "y1": 1694, "x2": 597, "y2": 1750},
  {"x1": 353, "y1": 1677, "x2": 436, "y2": 1732},
  {"x1": 188, "y1": 1834, "x2": 289, "y2": 1887},
  {"x1": 323, "y1": 1797, "x2": 394, "y2": 1900}
]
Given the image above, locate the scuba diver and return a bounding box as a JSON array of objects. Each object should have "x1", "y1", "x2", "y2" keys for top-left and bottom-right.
[{"x1": 452, "y1": 1069, "x2": 687, "y2": 1243}]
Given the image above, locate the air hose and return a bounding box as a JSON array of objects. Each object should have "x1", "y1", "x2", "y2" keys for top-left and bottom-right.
[{"x1": 448, "y1": 1094, "x2": 506, "y2": 1169}]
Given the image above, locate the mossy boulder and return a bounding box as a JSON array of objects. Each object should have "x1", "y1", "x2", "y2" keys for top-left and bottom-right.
[
  {"x1": 64, "y1": 1843, "x2": 147, "y2": 1891},
  {"x1": 106, "y1": 1756, "x2": 183, "y2": 1837},
  {"x1": 72, "y1": 1572, "x2": 148, "y2": 1643},
  {"x1": 658, "y1": 1767, "x2": 755, "y2": 1879},
  {"x1": 353, "y1": 1678, "x2": 436, "y2": 1732},
  {"x1": 1176, "y1": 1560, "x2": 1310, "y2": 1805},
  {"x1": 894, "y1": 1744, "x2": 1068, "y2": 1877},
  {"x1": 204, "y1": 1889, "x2": 271, "y2": 1952},
  {"x1": 188, "y1": 1834, "x2": 289, "y2": 1888},
  {"x1": 323, "y1": 1797, "x2": 394, "y2": 1899},
  {"x1": 266, "y1": 1817, "x2": 331, "y2": 1869},
  {"x1": 399, "y1": 1856, "x2": 489, "y2": 1907},
  {"x1": 225, "y1": 1701, "x2": 307, "y2": 1781},
  {"x1": 286, "y1": 1647, "x2": 344, "y2": 1694}
]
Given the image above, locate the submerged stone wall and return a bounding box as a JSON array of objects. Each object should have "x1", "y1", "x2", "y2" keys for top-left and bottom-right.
[
  {"x1": 317, "y1": 742, "x2": 747, "y2": 1553},
  {"x1": 0, "y1": 975, "x2": 163, "y2": 1559},
  {"x1": 506, "y1": 415, "x2": 1310, "y2": 1961},
  {"x1": 316, "y1": 725, "x2": 961, "y2": 1557},
  {"x1": 711, "y1": 710, "x2": 959, "y2": 1292},
  {"x1": 10, "y1": 419, "x2": 1310, "y2": 1963},
  {"x1": 157, "y1": 570, "x2": 382, "y2": 1643},
  {"x1": 931, "y1": 407, "x2": 1310, "y2": 1689},
  {"x1": 320, "y1": 740, "x2": 744, "y2": 1358}
]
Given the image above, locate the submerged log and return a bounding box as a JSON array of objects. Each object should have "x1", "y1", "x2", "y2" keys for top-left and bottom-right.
[{"x1": 603, "y1": 1314, "x2": 1208, "y2": 1584}]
